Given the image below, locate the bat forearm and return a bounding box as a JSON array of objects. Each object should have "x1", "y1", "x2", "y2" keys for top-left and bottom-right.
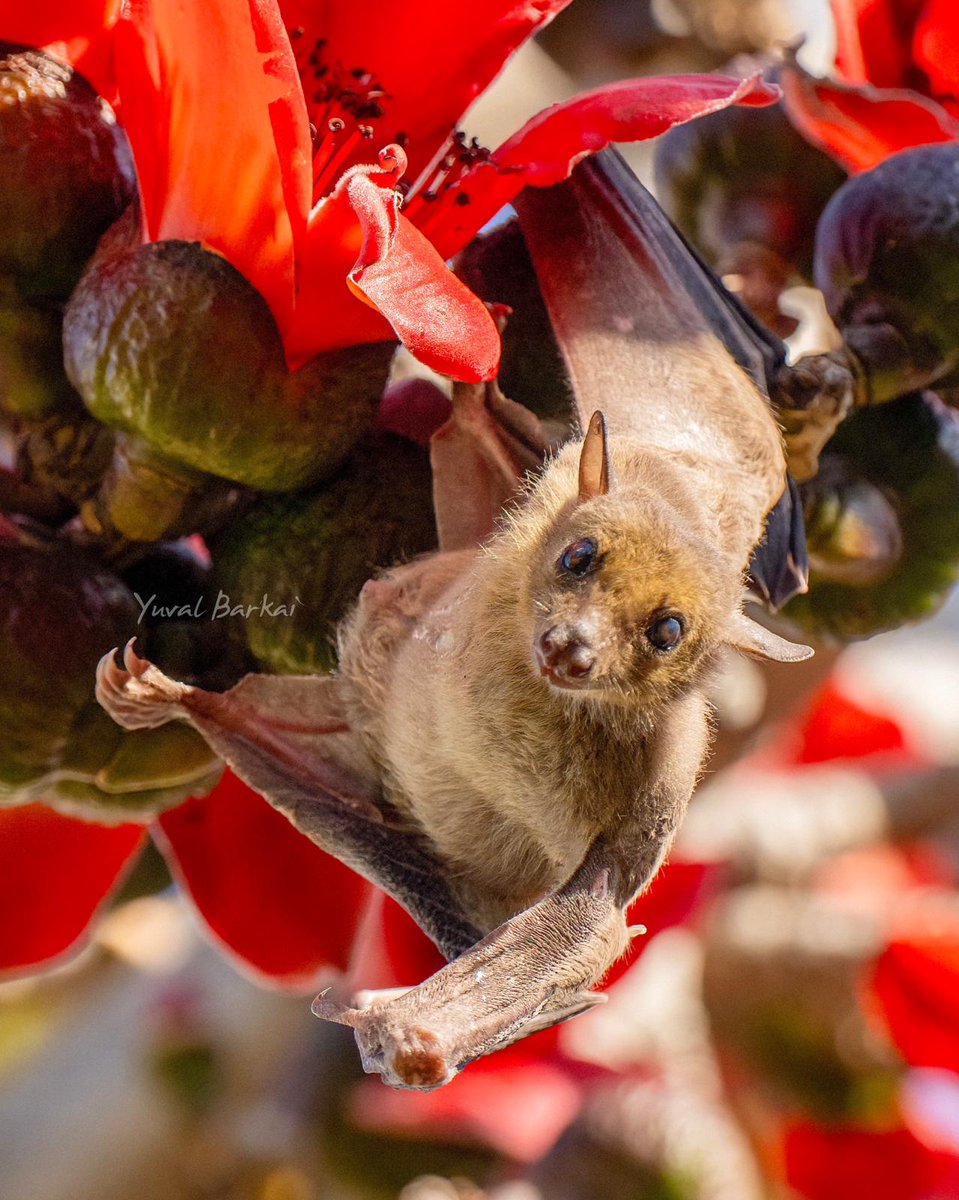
[{"x1": 313, "y1": 837, "x2": 638, "y2": 1089}]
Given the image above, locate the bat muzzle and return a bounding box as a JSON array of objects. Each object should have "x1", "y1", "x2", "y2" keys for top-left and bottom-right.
[{"x1": 534, "y1": 624, "x2": 597, "y2": 689}]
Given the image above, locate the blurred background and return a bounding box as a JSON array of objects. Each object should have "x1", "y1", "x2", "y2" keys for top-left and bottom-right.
[{"x1": 7, "y1": 1, "x2": 959, "y2": 1197}]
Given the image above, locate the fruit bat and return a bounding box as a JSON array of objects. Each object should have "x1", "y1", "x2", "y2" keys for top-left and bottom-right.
[{"x1": 96, "y1": 150, "x2": 813, "y2": 1090}]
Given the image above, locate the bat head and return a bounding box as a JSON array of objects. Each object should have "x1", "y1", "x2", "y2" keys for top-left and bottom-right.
[{"x1": 521, "y1": 412, "x2": 812, "y2": 702}]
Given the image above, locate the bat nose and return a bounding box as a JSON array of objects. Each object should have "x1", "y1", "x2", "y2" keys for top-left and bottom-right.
[{"x1": 537, "y1": 626, "x2": 596, "y2": 684}]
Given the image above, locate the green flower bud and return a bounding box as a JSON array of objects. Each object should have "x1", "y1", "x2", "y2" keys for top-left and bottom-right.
[
  {"x1": 815, "y1": 144, "x2": 959, "y2": 404},
  {"x1": 0, "y1": 282, "x2": 75, "y2": 417},
  {"x1": 785, "y1": 392, "x2": 959, "y2": 638},
  {"x1": 0, "y1": 536, "x2": 221, "y2": 822},
  {"x1": 0, "y1": 44, "x2": 134, "y2": 301},
  {"x1": 211, "y1": 433, "x2": 436, "y2": 673},
  {"x1": 64, "y1": 210, "x2": 395, "y2": 492}
]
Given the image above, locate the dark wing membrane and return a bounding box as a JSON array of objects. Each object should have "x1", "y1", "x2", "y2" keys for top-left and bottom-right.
[{"x1": 515, "y1": 149, "x2": 807, "y2": 606}]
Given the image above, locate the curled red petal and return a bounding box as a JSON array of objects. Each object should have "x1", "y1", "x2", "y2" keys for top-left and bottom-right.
[
  {"x1": 781, "y1": 62, "x2": 959, "y2": 172},
  {"x1": 279, "y1": 0, "x2": 575, "y2": 185},
  {"x1": 348, "y1": 191, "x2": 501, "y2": 381},
  {"x1": 155, "y1": 770, "x2": 372, "y2": 990},
  {"x1": 115, "y1": 0, "x2": 310, "y2": 340},
  {"x1": 0, "y1": 804, "x2": 144, "y2": 977},
  {"x1": 289, "y1": 146, "x2": 501, "y2": 378},
  {"x1": 425, "y1": 73, "x2": 780, "y2": 260}
]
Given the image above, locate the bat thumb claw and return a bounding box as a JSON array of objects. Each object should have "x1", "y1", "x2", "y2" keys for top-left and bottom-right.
[
  {"x1": 311, "y1": 991, "x2": 360, "y2": 1028},
  {"x1": 95, "y1": 641, "x2": 191, "y2": 730}
]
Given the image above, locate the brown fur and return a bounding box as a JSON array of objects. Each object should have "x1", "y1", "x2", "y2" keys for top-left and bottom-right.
[{"x1": 337, "y1": 396, "x2": 787, "y2": 932}]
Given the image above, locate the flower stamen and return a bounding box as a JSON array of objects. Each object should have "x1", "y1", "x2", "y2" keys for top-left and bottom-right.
[{"x1": 288, "y1": 26, "x2": 393, "y2": 204}]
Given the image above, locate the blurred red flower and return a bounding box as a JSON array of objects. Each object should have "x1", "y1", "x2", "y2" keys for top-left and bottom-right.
[
  {"x1": 868, "y1": 902, "x2": 959, "y2": 1073},
  {"x1": 782, "y1": 0, "x2": 959, "y2": 171},
  {"x1": 784, "y1": 1119, "x2": 959, "y2": 1200}
]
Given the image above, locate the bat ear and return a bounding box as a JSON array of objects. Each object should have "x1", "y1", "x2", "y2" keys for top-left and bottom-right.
[
  {"x1": 726, "y1": 610, "x2": 814, "y2": 663},
  {"x1": 579, "y1": 410, "x2": 615, "y2": 502}
]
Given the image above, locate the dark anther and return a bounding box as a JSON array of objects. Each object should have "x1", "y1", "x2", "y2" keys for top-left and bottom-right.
[{"x1": 455, "y1": 192, "x2": 471, "y2": 206}]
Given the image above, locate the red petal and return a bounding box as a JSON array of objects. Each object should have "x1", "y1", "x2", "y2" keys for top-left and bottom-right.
[
  {"x1": 604, "y1": 860, "x2": 721, "y2": 988},
  {"x1": 115, "y1": 0, "x2": 311, "y2": 340},
  {"x1": 2, "y1": 0, "x2": 120, "y2": 95},
  {"x1": 781, "y1": 62, "x2": 959, "y2": 171},
  {"x1": 913, "y1": 0, "x2": 959, "y2": 102},
  {"x1": 788, "y1": 680, "x2": 913, "y2": 765},
  {"x1": 869, "y1": 906, "x2": 959, "y2": 1071},
  {"x1": 288, "y1": 147, "x2": 501, "y2": 379},
  {"x1": 345, "y1": 890, "x2": 445, "y2": 992},
  {"x1": 279, "y1": 0, "x2": 574, "y2": 184},
  {"x1": 156, "y1": 770, "x2": 372, "y2": 989},
  {"x1": 830, "y1": 0, "x2": 922, "y2": 88},
  {"x1": 784, "y1": 1119, "x2": 959, "y2": 1200},
  {"x1": 0, "y1": 804, "x2": 144, "y2": 976},
  {"x1": 423, "y1": 73, "x2": 780, "y2": 260}
]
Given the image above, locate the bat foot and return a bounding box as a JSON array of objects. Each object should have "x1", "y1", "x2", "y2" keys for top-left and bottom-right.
[
  {"x1": 312, "y1": 988, "x2": 459, "y2": 1090},
  {"x1": 95, "y1": 639, "x2": 191, "y2": 730}
]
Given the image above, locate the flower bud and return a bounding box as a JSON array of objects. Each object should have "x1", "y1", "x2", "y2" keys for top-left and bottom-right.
[
  {"x1": 655, "y1": 90, "x2": 845, "y2": 334},
  {"x1": 0, "y1": 535, "x2": 221, "y2": 822},
  {"x1": 210, "y1": 434, "x2": 436, "y2": 673},
  {"x1": 0, "y1": 282, "x2": 76, "y2": 417},
  {"x1": 64, "y1": 210, "x2": 395, "y2": 492},
  {"x1": 815, "y1": 144, "x2": 959, "y2": 404},
  {"x1": 0, "y1": 44, "x2": 134, "y2": 301},
  {"x1": 785, "y1": 393, "x2": 959, "y2": 638}
]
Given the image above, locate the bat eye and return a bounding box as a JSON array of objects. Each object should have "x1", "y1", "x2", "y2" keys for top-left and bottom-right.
[
  {"x1": 560, "y1": 538, "x2": 599, "y2": 578},
  {"x1": 646, "y1": 615, "x2": 684, "y2": 652}
]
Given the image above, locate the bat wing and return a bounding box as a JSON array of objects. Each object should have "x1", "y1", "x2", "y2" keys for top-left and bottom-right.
[
  {"x1": 514, "y1": 149, "x2": 808, "y2": 608},
  {"x1": 95, "y1": 642, "x2": 481, "y2": 961}
]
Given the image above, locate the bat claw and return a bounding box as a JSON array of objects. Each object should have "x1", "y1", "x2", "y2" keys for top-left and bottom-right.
[{"x1": 95, "y1": 640, "x2": 192, "y2": 730}]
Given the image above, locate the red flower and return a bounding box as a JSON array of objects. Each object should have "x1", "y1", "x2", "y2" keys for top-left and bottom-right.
[
  {"x1": 0, "y1": 771, "x2": 375, "y2": 988},
  {"x1": 783, "y1": 1119, "x2": 959, "y2": 1200},
  {"x1": 868, "y1": 901, "x2": 959, "y2": 1073},
  {"x1": 22, "y1": 0, "x2": 777, "y2": 382},
  {"x1": 4, "y1": 0, "x2": 120, "y2": 98},
  {"x1": 782, "y1": 0, "x2": 959, "y2": 171}
]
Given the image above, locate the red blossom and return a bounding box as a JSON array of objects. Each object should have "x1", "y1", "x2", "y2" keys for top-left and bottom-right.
[
  {"x1": 783, "y1": 0, "x2": 959, "y2": 170},
  {"x1": 0, "y1": 805, "x2": 144, "y2": 975},
  {"x1": 17, "y1": 0, "x2": 777, "y2": 381},
  {"x1": 868, "y1": 902, "x2": 959, "y2": 1073},
  {"x1": 783, "y1": 1119, "x2": 959, "y2": 1200}
]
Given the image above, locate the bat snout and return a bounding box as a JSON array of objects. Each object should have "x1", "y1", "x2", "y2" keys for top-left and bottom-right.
[{"x1": 535, "y1": 623, "x2": 597, "y2": 689}]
